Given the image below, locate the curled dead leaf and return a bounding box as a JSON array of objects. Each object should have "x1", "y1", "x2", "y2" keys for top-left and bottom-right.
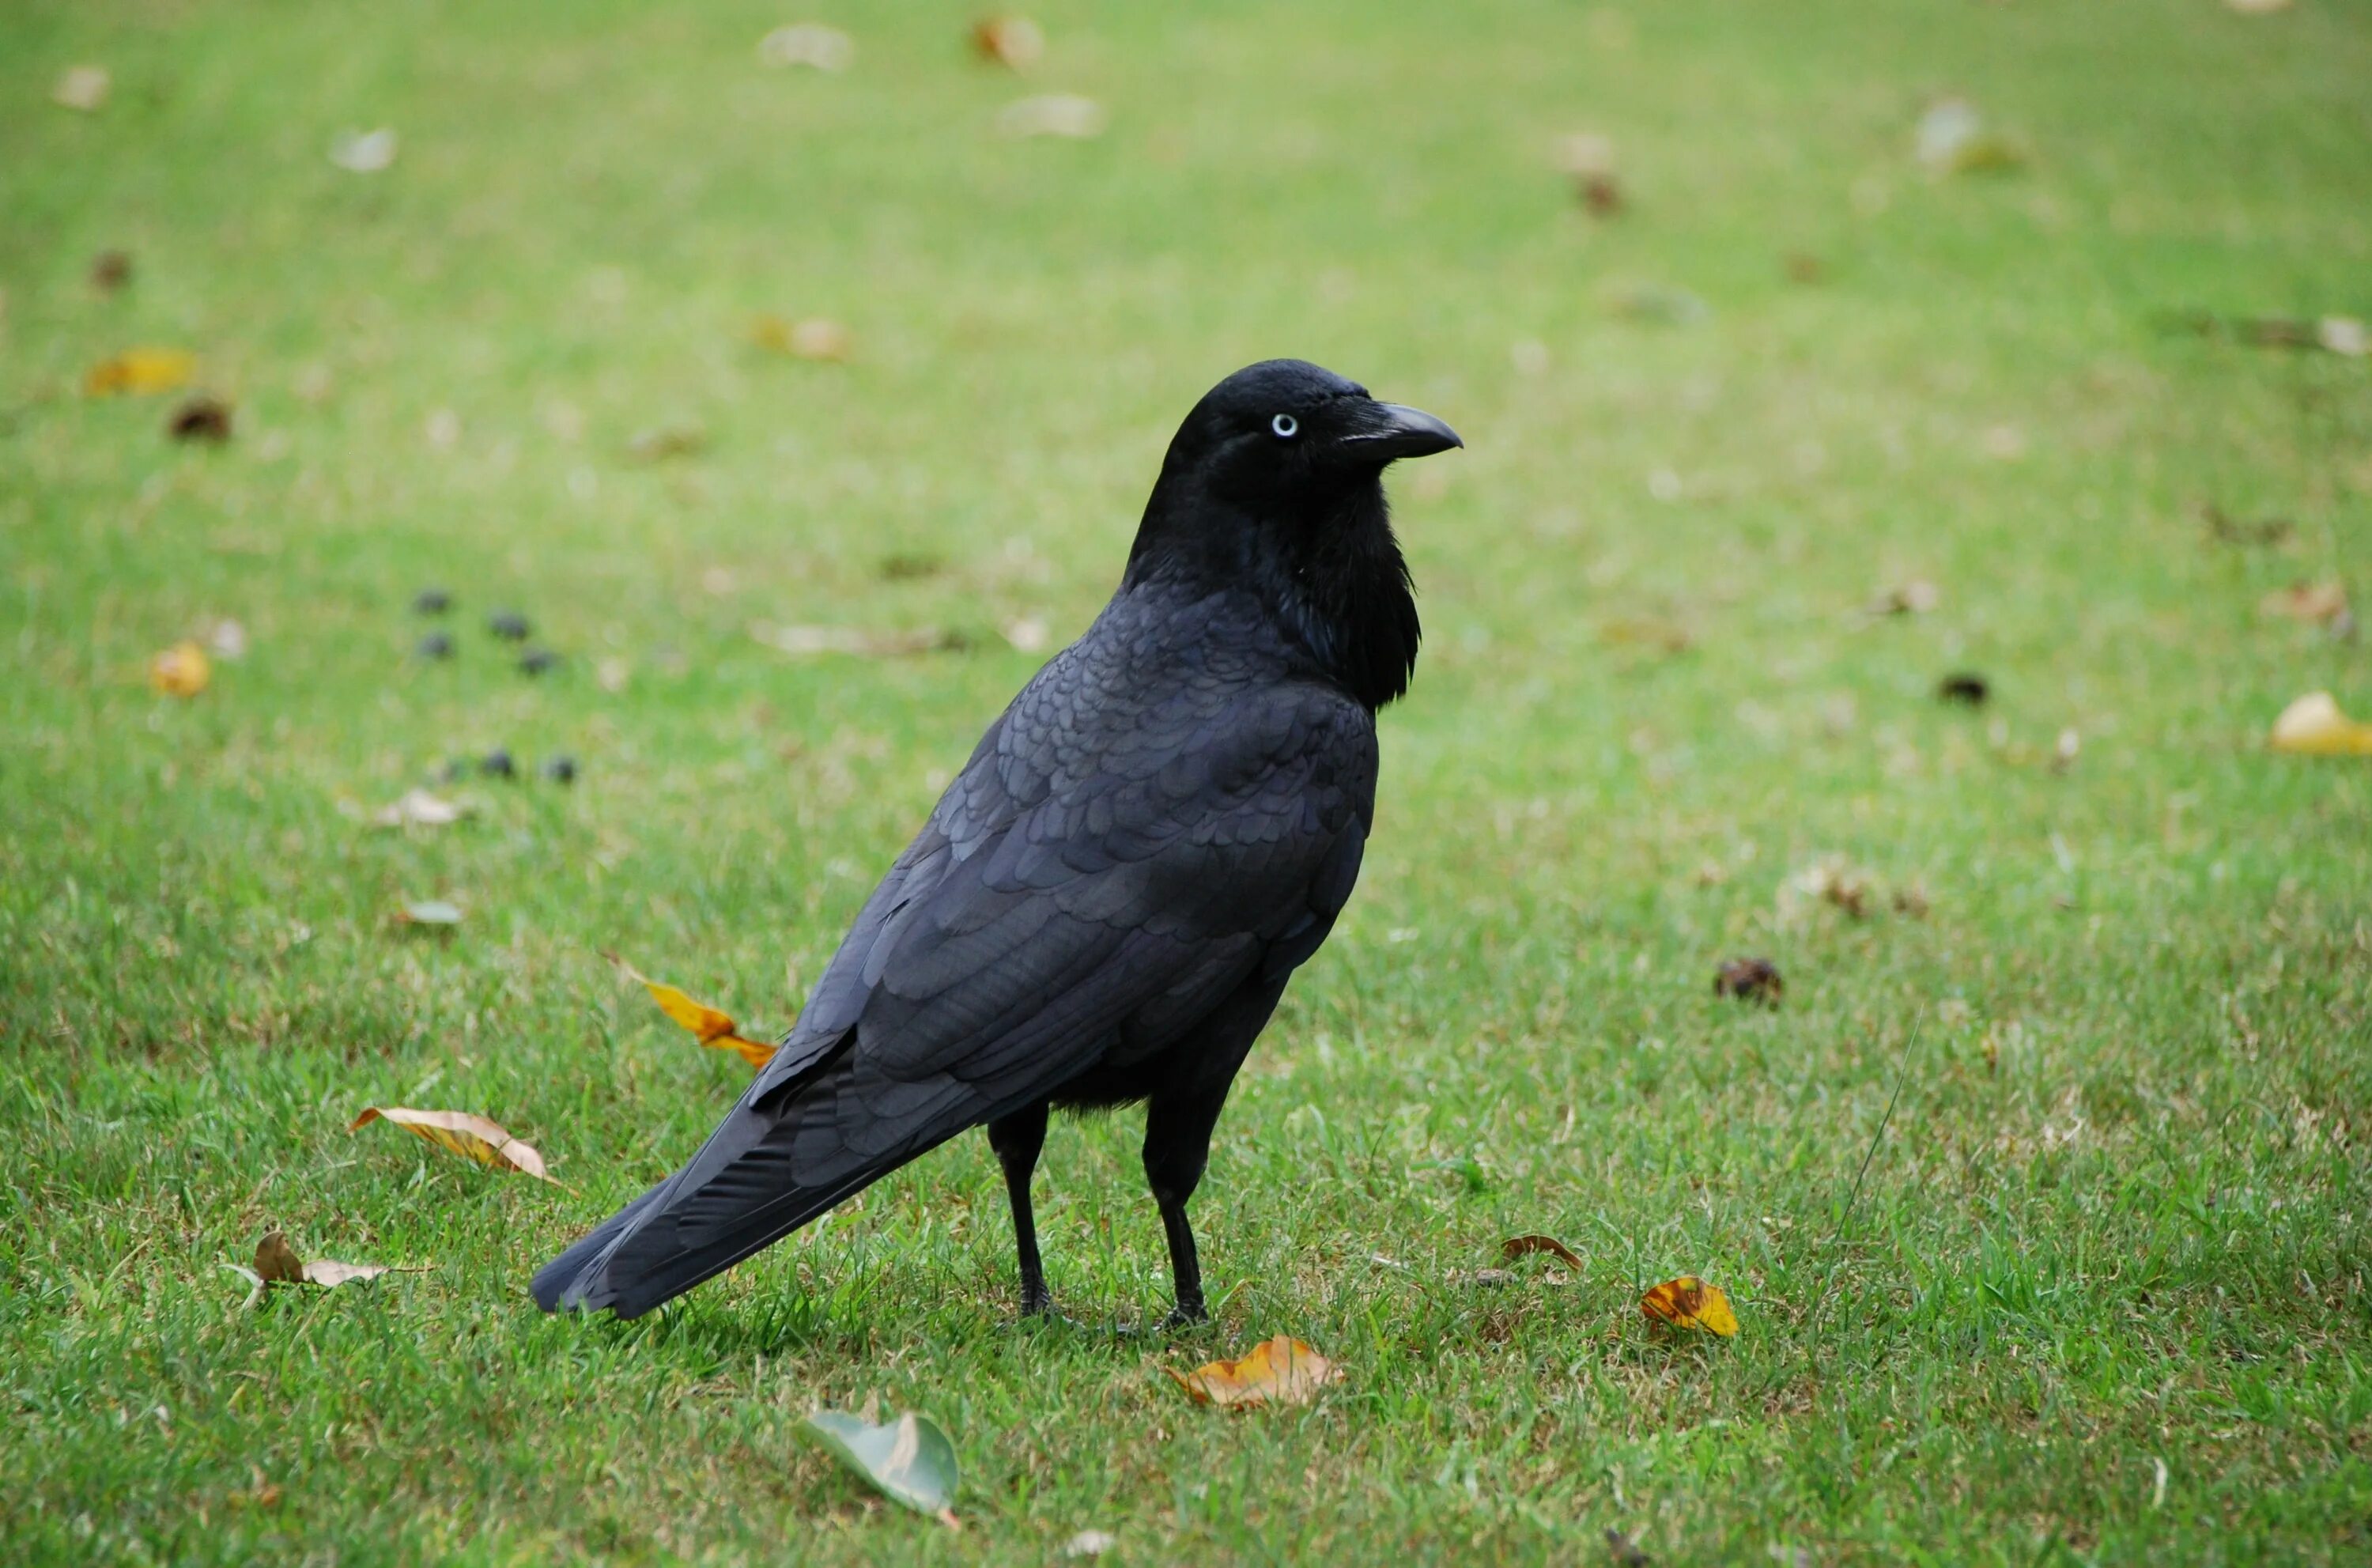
[
  {"x1": 350, "y1": 1106, "x2": 555, "y2": 1181},
  {"x1": 168, "y1": 395, "x2": 233, "y2": 443},
  {"x1": 1713, "y1": 957, "x2": 1784, "y2": 1003},
  {"x1": 972, "y1": 15, "x2": 1045, "y2": 69},
  {"x1": 1500, "y1": 1233, "x2": 1585, "y2": 1269},
  {"x1": 750, "y1": 314, "x2": 853, "y2": 361},
  {"x1": 88, "y1": 348, "x2": 195, "y2": 397},
  {"x1": 1165, "y1": 1335, "x2": 1339, "y2": 1408},
  {"x1": 610, "y1": 954, "x2": 777, "y2": 1068},
  {"x1": 254, "y1": 1230, "x2": 396, "y2": 1288},
  {"x1": 1639, "y1": 1275, "x2": 1739, "y2": 1336},
  {"x1": 149, "y1": 640, "x2": 211, "y2": 697},
  {"x1": 2270, "y1": 691, "x2": 2372, "y2": 757}
]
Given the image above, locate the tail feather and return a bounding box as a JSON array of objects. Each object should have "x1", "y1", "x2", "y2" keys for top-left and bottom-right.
[{"x1": 532, "y1": 1062, "x2": 969, "y2": 1318}]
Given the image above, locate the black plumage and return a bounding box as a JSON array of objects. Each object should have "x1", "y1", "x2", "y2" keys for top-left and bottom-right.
[{"x1": 532, "y1": 360, "x2": 1460, "y2": 1324}]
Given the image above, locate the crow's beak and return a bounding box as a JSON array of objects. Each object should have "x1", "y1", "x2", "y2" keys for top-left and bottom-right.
[{"x1": 1343, "y1": 401, "x2": 1464, "y2": 463}]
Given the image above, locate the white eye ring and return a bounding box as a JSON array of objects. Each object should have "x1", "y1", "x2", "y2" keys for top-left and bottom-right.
[{"x1": 1271, "y1": 413, "x2": 1299, "y2": 439}]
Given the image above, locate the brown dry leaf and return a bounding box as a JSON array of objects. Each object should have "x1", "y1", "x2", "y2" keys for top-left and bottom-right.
[
  {"x1": 750, "y1": 314, "x2": 853, "y2": 361},
  {"x1": 1639, "y1": 1275, "x2": 1739, "y2": 1336},
  {"x1": 255, "y1": 1230, "x2": 305, "y2": 1283},
  {"x1": 87, "y1": 348, "x2": 196, "y2": 397},
  {"x1": 2260, "y1": 580, "x2": 2349, "y2": 625},
  {"x1": 168, "y1": 395, "x2": 234, "y2": 442},
  {"x1": 1713, "y1": 956, "x2": 1784, "y2": 1003},
  {"x1": 149, "y1": 640, "x2": 211, "y2": 697},
  {"x1": 372, "y1": 788, "x2": 467, "y2": 828},
  {"x1": 751, "y1": 622, "x2": 961, "y2": 658},
  {"x1": 349, "y1": 1106, "x2": 555, "y2": 1181},
  {"x1": 1792, "y1": 858, "x2": 1870, "y2": 917},
  {"x1": 91, "y1": 250, "x2": 133, "y2": 292},
  {"x1": 2269, "y1": 691, "x2": 2372, "y2": 757},
  {"x1": 254, "y1": 1230, "x2": 394, "y2": 1288},
  {"x1": 1165, "y1": 1335, "x2": 1340, "y2": 1408},
  {"x1": 995, "y1": 94, "x2": 1105, "y2": 139},
  {"x1": 1501, "y1": 1234, "x2": 1585, "y2": 1269},
  {"x1": 1598, "y1": 617, "x2": 1692, "y2": 654},
  {"x1": 610, "y1": 954, "x2": 776, "y2": 1068},
  {"x1": 972, "y1": 15, "x2": 1045, "y2": 69}
]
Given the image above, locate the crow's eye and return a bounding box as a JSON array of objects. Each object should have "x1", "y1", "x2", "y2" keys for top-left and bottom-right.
[{"x1": 1270, "y1": 414, "x2": 1299, "y2": 440}]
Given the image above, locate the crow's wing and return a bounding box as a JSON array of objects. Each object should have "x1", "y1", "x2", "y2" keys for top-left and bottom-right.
[{"x1": 534, "y1": 674, "x2": 1374, "y2": 1315}]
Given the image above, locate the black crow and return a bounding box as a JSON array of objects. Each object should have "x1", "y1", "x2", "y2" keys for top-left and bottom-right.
[{"x1": 532, "y1": 360, "x2": 1460, "y2": 1324}]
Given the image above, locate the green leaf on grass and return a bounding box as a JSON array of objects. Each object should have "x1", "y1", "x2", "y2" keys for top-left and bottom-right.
[{"x1": 795, "y1": 1409, "x2": 959, "y2": 1517}]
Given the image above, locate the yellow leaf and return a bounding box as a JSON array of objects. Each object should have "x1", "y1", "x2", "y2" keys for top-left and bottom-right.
[
  {"x1": 1164, "y1": 1335, "x2": 1340, "y2": 1408},
  {"x1": 611, "y1": 954, "x2": 777, "y2": 1067},
  {"x1": 149, "y1": 640, "x2": 211, "y2": 697},
  {"x1": 971, "y1": 16, "x2": 1045, "y2": 70},
  {"x1": 349, "y1": 1106, "x2": 555, "y2": 1181},
  {"x1": 750, "y1": 315, "x2": 852, "y2": 361},
  {"x1": 86, "y1": 347, "x2": 195, "y2": 396},
  {"x1": 2270, "y1": 692, "x2": 2372, "y2": 757},
  {"x1": 1639, "y1": 1275, "x2": 1739, "y2": 1336}
]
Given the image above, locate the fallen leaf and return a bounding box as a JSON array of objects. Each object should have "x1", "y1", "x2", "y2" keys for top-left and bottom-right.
[
  {"x1": 396, "y1": 899, "x2": 464, "y2": 926},
  {"x1": 168, "y1": 396, "x2": 233, "y2": 443},
  {"x1": 1063, "y1": 1530, "x2": 1117, "y2": 1559},
  {"x1": 1639, "y1": 1275, "x2": 1738, "y2": 1336},
  {"x1": 349, "y1": 1106, "x2": 554, "y2": 1181},
  {"x1": 972, "y1": 15, "x2": 1046, "y2": 69},
  {"x1": 90, "y1": 250, "x2": 132, "y2": 292},
  {"x1": 2261, "y1": 580, "x2": 2349, "y2": 625},
  {"x1": 1791, "y1": 858, "x2": 1871, "y2": 918},
  {"x1": 329, "y1": 128, "x2": 398, "y2": 172},
  {"x1": 1937, "y1": 671, "x2": 1990, "y2": 705},
  {"x1": 611, "y1": 954, "x2": 777, "y2": 1068},
  {"x1": 751, "y1": 622, "x2": 963, "y2": 658},
  {"x1": 1916, "y1": 99, "x2": 2026, "y2": 174},
  {"x1": 627, "y1": 422, "x2": 707, "y2": 462},
  {"x1": 1598, "y1": 616, "x2": 1692, "y2": 653},
  {"x1": 750, "y1": 314, "x2": 854, "y2": 361},
  {"x1": 254, "y1": 1230, "x2": 395, "y2": 1289},
  {"x1": 1165, "y1": 1335, "x2": 1340, "y2": 1408},
  {"x1": 255, "y1": 1230, "x2": 304, "y2": 1283},
  {"x1": 149, "y1": 640, "x2": 211, "y2": 697},
  {"x1": 1872, "y1": 579, "x2": 1940, "y2": 616},
  {"x1": 1501, "y1": 1234, "x2": 1585, "y2": 1269},
  {"x1": 2270, "y1": 691, "x2": 2372, "y2": 756},
  {"x1": 372, "y1": 788, "x2": 467, "y2": 828},
  {"x1": 203, "y1": 618, "x2": 248, "y2": 659},
  {"x1": 996, "y1": 93, "x2": 1105, "y2": 139},
  {"x1": 759, "y1": 23, "x2": 856, "y2": 71},
  {"x1": 795, "y1": 1409, "x2": 960, "y2": 1522},
  {"x1": 1713, "y1": 957, "x2": 1784, "y2": 1004},
  {"x1": 53, "y1": 65, "x2": 110, "y2": 112},
  {"x1": 86, "y1": 348, "x2": 195, "y2": 396}
]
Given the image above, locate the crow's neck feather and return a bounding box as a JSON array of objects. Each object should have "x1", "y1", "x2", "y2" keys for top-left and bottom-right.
[{"x1": 1124, "y1": 482, "x2": 1420, "y2": 711}]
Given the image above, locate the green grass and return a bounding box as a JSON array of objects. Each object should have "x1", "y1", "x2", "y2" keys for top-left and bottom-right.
[{"x1": 5, "y1": 0, "x2": 2370, "y2": 1561}]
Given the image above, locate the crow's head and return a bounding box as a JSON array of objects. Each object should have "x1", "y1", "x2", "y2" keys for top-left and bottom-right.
[
  {"x1": 1128, "y1": 360, "x2": 1460, "y2": 708},
  {"x1": 1154, "y1": 359, "x2": 1462, "y2": 512}
]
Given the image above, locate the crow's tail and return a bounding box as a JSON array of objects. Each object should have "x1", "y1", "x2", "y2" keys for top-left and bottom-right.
[{"x1": 531, "y1": 1053, "x2": 960, "y2": 1319}]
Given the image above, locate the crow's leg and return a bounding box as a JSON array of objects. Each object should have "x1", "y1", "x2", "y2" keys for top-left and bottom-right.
[
  {"x1": 987, "y1": 1103, "x2": 1052, "y2": 1317},
  {"x1": 1141, "y1": 1074, "x2": 1243, "y2": 1329}
]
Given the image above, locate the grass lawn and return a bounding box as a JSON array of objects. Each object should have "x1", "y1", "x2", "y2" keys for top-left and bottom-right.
[{"x1": 5, "y1": 0, "x2": 2370, "y2": 1560}]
